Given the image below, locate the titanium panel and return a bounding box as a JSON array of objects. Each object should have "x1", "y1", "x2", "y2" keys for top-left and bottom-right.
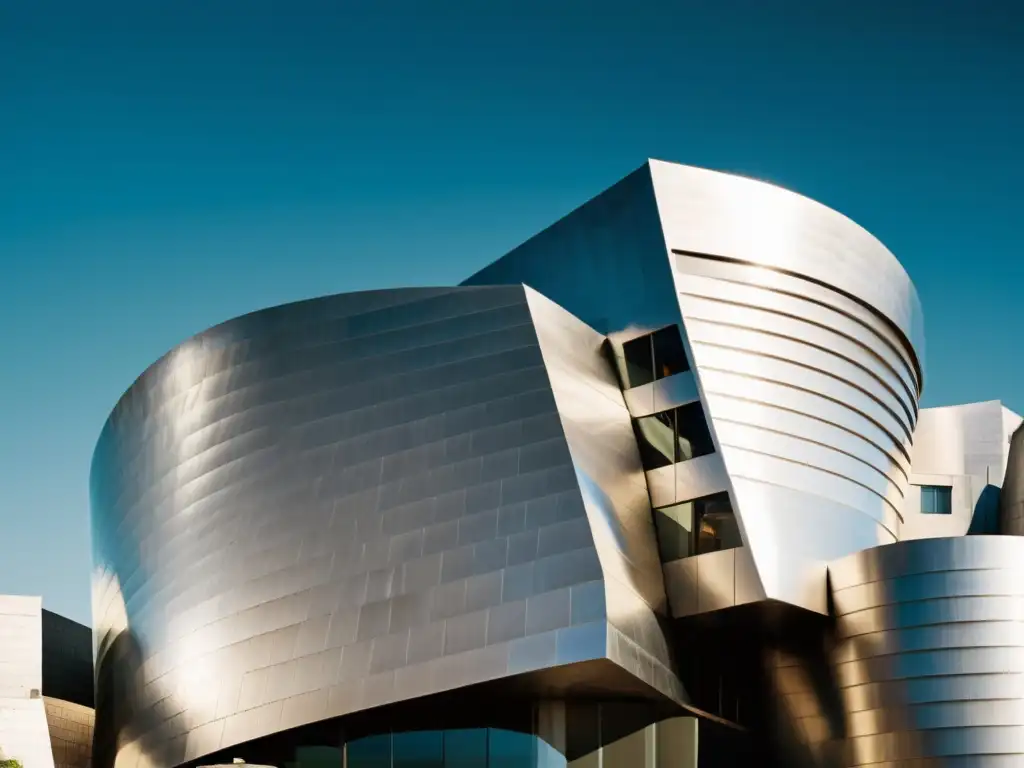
[
  {"x1": 44, "y1": 698, "x2": 94, "y2": 768},
  {"x1": 830, "y1": 536, "x2": 1024, "y2": 767},
  {"x1": 90, "y1": 286, "x2": 681, "y2": 768},
  {"x1": 1002, "y1": 423, "x2": 1024, "y2": 535},
  {"x1": 908, "y1": 401, "x2": 1022, "y2": 539},
  {"x1": 650, "y1": 162, "x2": 924, "y2": 614},
  {"x1": 523, "y1": 288, "x2": 682, "y2": 700},
  {"x1": 622, "y1": 372, "x2": 700, "y2": 419},
  {"x1": 662, "y1": 547, "x2": 764, "y2": 619},
  {"x1": 466, "y1": 158, "x2": 925, "y2": 615}
]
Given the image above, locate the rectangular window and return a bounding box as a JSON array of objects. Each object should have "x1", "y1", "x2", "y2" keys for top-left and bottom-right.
[
  {"x1": 920, "y1": 485, "x2": 952, "y2": 515},
  {"x1": 653, "y1": 492, "x2": 740, "y2": 562},
  {"x1": 620, "y1": 325, "x2": 690, "y2": 389},
  {"x1": 632, "y1": 402, "x2": 715, "y2": 471},
  {"x1": 650, "y1": 325, "x2": 689, "y2": 380},
  {"x1": 622, "y1": 334, "x2": 655, "y2": 389}
]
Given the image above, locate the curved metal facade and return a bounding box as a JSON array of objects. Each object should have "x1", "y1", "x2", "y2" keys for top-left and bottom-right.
[
  {"x1": 467, "y1": 159, "x2": 925, "y2": 613},
  {"x1": 651, "y1": 161, "x2": 923, "y2": 613},
  {"x1": 90, "y1": 286, "x2": 679, "y2": 768},
  {"x1": 1001, "y1": 423, "x2": 1024, "y2": 535},
  {"x1": 830, "y1": 536, "x2": 1024, "y2": 766}
]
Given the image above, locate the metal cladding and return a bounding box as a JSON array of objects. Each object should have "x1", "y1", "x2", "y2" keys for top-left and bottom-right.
[
  {"x1": 1001, "y1": 424, "x2": 1024, "y2": 535},
  {"x1": 830, "y1": 537, "x2": 1024, "y2": 766},
  {"x1": 466, "y1": 159, "x2": 925, "y2": 613},
  {"x1": 90, "y1": 158, "x2": 1024, "y2": 768},
  {"x1": 90, "y1": 286, "x2": 680, "y2": 768}
]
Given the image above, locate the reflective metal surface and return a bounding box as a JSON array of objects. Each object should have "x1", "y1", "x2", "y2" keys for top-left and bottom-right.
[
  {"x1": 90, "y1": 286, "x2": 683, "y2": 768},
  {"x1": 655, "y1": 164, "x2": 923, "y2": 613},
  {"x1": 622, "y1": 371, "x2": 700, "y2": 419},
  {"x1": 467, "y1": 159, "x2": 925, "y2": 614},
  {"x1": 662, "y1": 546, "x2": 763, "y2": 617},
  {"x1": 1001, "y1": 423, "x2": 1024, "y2": 535},
  {"x1": 830, "y1": 536, "x2": 1024, "y2": 766},
  {"x1": 44, "y1": 697, "x2": 94, "y2": 768},
  {"x1": 907, "y1": 401, "x2": 1021, "y2": 539}
]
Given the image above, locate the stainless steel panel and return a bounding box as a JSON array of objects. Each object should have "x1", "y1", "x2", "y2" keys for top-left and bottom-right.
[
  {"x1": 829, "y1": 536, "x2": 1024, "y2": 766},
  {"x1": 645, "y1": 452, "x2": 730, "y2": 509},
  {"x1": 90, "y1": 285, "x2": 685, "y2": 768},
  {"x1": 622, "y1": 372, "x2": 700, "y2": 418},
  {"x1": 524, "y1": 288, "x2": 682, "y2": 702},
  {"x1": 662, "y1": 545, "x2": 764, "y2": 618},
  {"x1": 463, "y1": 160, "x2": 925, "y2": 615},
  {"x1": 908, "y1": 401, "x2": 1022, "y2": 539}
]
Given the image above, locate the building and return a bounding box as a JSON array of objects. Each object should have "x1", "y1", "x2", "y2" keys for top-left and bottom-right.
[
  {"x1": 89, "y1": 160, "x2": 1024, "y2": 768},
  {"x1": 0, "y1": 597, "x2": 95, "y2": 768}
]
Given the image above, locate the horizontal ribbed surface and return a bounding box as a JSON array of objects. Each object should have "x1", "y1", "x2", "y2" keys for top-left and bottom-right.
[{"x1": 831, "y1": 537, "x2": 1024, "y2": 766}]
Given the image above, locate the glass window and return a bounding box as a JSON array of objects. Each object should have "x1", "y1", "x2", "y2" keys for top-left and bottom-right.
[
  {"x1": 622, "y1": 335, "x2": 655, "y2": 389},
  {"x1": 653, "y1": 502, "x2": 695, "y2": 561},
  {"x1": 695, "y1": 493, "x2": 742, "y2": 555},
  {"x1": 653, "y1": 493, "x2": 739, "y2": 561},
  {"x1": 394, "y1": 730, "x2": 444, "y2": 767},
  {"x1": 620, "y1": 326, "x2": 689, "y2": 390},
  {"x1": 634, "y1": 411, "x2": 677, "y2": 469},
  {"x1": 650, "y1": 326, "x2": 689, "y2": 379},
  {"x1": 444, "y1": 729, "x2": 488, "y2": 768},
  {"x1": 633, "y1": 402, "x2": 715, "y2": 471},
  {"x1": 488, "y1": 728, "x2": 539, "y2": 768},
  {"x1": 920, "y1": 485, "x2": 952, "y2": 515},
  {"x1": 348, "y1": 734, "x2": 391, "y2": 768}
]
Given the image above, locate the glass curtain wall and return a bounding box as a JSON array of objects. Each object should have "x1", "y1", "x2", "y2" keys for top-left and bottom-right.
[{"x1": 275, "y1": 703, "x2": 697, "y2": 768}]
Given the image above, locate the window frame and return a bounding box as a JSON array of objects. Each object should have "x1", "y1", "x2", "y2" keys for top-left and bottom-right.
[{"x1": 920, "y1": 484, "x2": 953, "y2": 515}]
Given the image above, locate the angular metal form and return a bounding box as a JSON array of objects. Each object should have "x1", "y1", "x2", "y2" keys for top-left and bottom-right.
[
  {"x1": 1003, "y1": 423, "x2": 1024, "y2": 535},
  {"x1": 89, "y1": 158, "x2": 1024, "y2": 768},
  {"x1": 906, "y1": 400, "x2": 1021, "y2": 538},
  {"x1": 90, "y1": 286, "x2": 682, "y2": 768},
  {"x1": 466, "y1": 159, "x2": 925, "y2": 614}
]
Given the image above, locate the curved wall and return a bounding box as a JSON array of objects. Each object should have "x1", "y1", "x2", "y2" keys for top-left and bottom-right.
[
  {"x1": 1001, "y1": 423, "x2": 1024, "y2": 535},
  {"x1": 468, "y1": 159, "x2": 925, "y2": 613},
  {"x1": 830, "y1": 536, "x2": 1024, "y2": 766},
  {"x1": 90, "y1": 286, "x2": 677, "y2": 768},
  {"x1": 650, "y1": 161, "x2": 923, "y2": 613}
]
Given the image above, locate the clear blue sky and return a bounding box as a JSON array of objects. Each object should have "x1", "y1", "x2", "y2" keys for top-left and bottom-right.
[{"x1": 1, "y1": 1, "x2": 1021, "y2": 625}]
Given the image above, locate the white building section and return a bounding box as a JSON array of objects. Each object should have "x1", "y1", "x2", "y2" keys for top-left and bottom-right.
[{"x1": 0, "y1": 596, "x2": 56, "y2": 768}]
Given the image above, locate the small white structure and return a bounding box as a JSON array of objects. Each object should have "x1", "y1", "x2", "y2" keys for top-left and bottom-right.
[{"x1": 0, "y1": 595, "x2": 55, "y2": 768}]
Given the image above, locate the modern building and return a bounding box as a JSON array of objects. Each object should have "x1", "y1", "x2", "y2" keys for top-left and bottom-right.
[
  {"x1": 89, "y1": 160, "x2": 1024, "y2": 768},
  {"x1": 0, "y1": 597, "x2": 95, "y2": 768}
]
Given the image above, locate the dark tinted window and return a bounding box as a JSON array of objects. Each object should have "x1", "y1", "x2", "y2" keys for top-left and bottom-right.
[
  {"x1": 650, "y1": 326, "x2": 689, "y2": 379},
  {"x1": 921, "y1": 485, "x2": 952, "y2": 515},
  {"x1": 695, "y1": 493, "x2": 742, "y2": 555},
  {"x1": 653, "y1": 492, "x2": 739, "y2": 562},
  {"x1": 348, "y1": 734, "x2": 392, "y2": 768},
  {"x1": 633, "y1": 402, "x2": 714, "y2": 470},
  {"x1": 633, "y1": 411, "x2": 676, "y2": 469},
  {"x1": 675, "y1": 402, "x2": 715, "y2": 460},
  {"x1": 653, "y1": 502, "x2": 695, "y2": 561},
  {"x1": 622, "y1": 335, "x2": 655, "y2": 389},
  {"x1": 444, "y1": 729, "x2": 488, "y2": 768},
  {"x1": 394, "y1": 730, "x2": 444, "y2": 767},
  {"x1": 620, "y1": 326, "x2": 689, "y2": 390}
]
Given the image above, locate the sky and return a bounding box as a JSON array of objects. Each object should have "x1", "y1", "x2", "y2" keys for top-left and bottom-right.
[{"x1": 1, "y1": 0, "x2": 1022, "y2": 625}]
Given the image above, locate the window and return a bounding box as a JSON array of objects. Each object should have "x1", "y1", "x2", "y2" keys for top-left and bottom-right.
[
  {"x1": 920, "y1": 485, "x2": 952, "y2": 515},
  {"x1": 633, "y1": 402, "x2": 715, "y2": 470},
  {"x1": 695, "y1": 493, "x2": 742, "y2": 555},
  {"x1": 653, "y1": 492, "x2": 740, "y2": 562},
  {"x1": 621, "y1": 326, "x2": 689, "y2": 389}
]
